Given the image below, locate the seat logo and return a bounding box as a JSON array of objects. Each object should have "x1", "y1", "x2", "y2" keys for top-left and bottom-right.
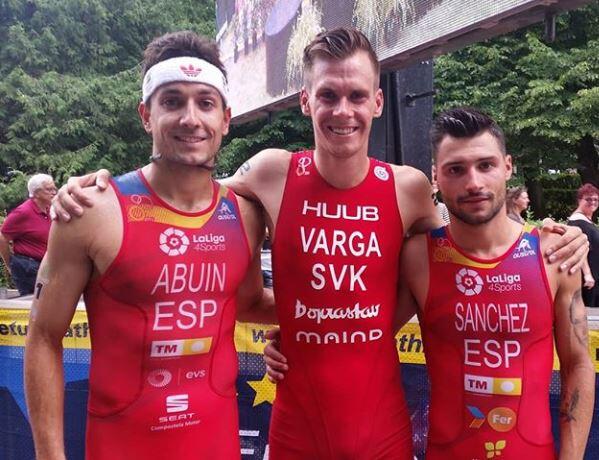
[{"x1": 166, "y1": 394, "x2": 189, "y2": 413}]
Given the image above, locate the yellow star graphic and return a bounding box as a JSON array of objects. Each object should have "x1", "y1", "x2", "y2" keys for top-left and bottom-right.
[{"x1": 246, "y1": 373, "x2": 277, "y2": 407}]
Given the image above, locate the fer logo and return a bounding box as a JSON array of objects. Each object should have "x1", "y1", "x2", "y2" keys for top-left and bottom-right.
[
  {"x1": 166, "y1": 394, "x2": 189, "y2": 413},
  {"x1": 455, "y1": 268, "x2": 483, "y2": 296},
  {"x1": 296, "y1": 156, "x2": 312, "y2": 176},
  {"x1": 159, "y1": 227, "x2": 190, "y2": 256}
]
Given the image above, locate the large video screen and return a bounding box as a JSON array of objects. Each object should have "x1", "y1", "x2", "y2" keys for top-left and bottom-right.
[{"x1": 216, "y1": 0, "x2": 589, "y2": 120}]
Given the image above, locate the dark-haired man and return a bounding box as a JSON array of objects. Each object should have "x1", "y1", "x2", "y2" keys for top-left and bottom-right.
[
  {"x1": 25, "y1": 31, "x2": 274, "y2": 460},
  {"x1": 401, "y1": 107, "x2": 594, "y2": 459},
  {"x1": 54, "y1": 28, "x2": 588, "y2": 459}
]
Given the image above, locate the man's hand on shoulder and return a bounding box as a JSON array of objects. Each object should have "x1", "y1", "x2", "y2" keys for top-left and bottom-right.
[
  {"x1": 540, "y1": 218, "x2": 589, "y2": 274},
  {"x1": 52, "y1": 169, "x2": 112, "y2": 222}
]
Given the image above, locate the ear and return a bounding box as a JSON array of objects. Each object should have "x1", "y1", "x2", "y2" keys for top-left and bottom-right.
[
  {"x1": 138, "y1": 102, "x2": 152, "y2": 134},
  {"x1": 431, "y1": 164, "x2": 438, "y2": 185},
  {"x1": 222, "y1": 106, "x2": 232, "y2": 137},
  {"x1": 504, "y1": 154, "x2": 513, "y2": 181},
  {"x1": 373, "y1": 88, "x2": 384, "y2": 118},
  {"x1": 300, "y1": 87, "x2": 311, "y2": 116}
]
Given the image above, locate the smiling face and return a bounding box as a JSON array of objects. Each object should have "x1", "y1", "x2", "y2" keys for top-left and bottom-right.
[
  {"x1": 300, "y1": 50, "x2": 383, "y2": 160},
  {"x1": 138, "y1": 81, "x2": 231, "y2": 169},
  {"x1": 578, "y1": 193, "x2": 599, "y2": 217},
  {"x1": 436, "y1": 131, "x2": 513, "y2": 226}
]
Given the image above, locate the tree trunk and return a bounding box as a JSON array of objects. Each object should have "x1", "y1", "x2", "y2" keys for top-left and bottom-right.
[
  {"x1": 525, "y1": 177, "x2": 545, "y2": 219},
  {"x1": 576, "y1": 135, "x2": 599, "y2": 186}
]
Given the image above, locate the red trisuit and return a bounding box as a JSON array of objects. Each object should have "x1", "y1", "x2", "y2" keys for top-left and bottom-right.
[
  {"x1": 423, "y1": 225, "x2": 555, "y2": 459},
  {"x1": 271, "y1": 151, "x2": 413, "y2": 459},
  {"x1": 84, "y1": 170, "x2": 250, "y2": 459}
]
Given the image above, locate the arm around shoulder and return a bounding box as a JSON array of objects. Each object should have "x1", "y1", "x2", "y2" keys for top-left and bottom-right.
[{"x1": 221, "y1": 148, "x2": 290, "y2": 202}]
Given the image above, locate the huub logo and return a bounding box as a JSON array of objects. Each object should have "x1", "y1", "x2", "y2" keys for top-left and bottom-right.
[
  {"x1": 456, "y1": 268, "x2": 483, "y2": 296},
  {"x1": 159, "y1": 228, "x2": 190, "y2": 256},
  {"x1": 296, "y1": 156, "x2": 312, "y2": 176}
]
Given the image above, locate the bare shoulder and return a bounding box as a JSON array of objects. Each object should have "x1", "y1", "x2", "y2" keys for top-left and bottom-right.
[
  {"x1": 53, "y1": 186, "x2": 119, "y2": 244},
  {"x1": 221, "y1": 148, "x2": 291, "y2": 201},
  {"x1": 389, "y1": 164, "x2": 439, "y2": 235}
]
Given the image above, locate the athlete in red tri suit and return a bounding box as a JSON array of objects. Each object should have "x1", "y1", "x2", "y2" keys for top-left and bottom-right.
[
  {"x1": 83, "y1": 171, "x2": 249, "y2": 458},
  {"x1": 271, "y1": 150, "x2": 412, "y2": 458},
  {"x1": 398, "y1": 108, "x2": 594, "y2": 459},
  {"x1": 24, "y1": 32, "x2": 274, "y2": 460}
]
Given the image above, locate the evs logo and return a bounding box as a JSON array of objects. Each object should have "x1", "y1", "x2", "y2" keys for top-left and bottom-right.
[
  {"x1": 166, "y1": 394, "x2": 188, "y2": 413},
  {"x1": 159, "y1": 227, "x2": 190, "y2": 256},
  {"x1": 455, "y1": 268, "x2": 483, "y2": 296}
]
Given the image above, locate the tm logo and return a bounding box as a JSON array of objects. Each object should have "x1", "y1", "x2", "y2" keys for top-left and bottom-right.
[
  {"x1": 159, "y1": 227, "x2": 189, "y2": 256},
  {"x1": 455, "y1": 268, "x2": 483, "y2": 296}
]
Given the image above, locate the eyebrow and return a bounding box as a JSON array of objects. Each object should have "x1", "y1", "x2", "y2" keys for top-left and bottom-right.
[{"x1": 441, "y1": 156, "x2": 498, "y2": 167}]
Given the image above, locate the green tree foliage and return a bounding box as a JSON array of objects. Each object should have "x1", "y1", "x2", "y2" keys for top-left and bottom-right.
[
  {"x1": 435, "y1": 3, "x2": 598, "y2": 218},
  {"x1": 0, "y1": 0, "x2": 215, "y2": 210}
]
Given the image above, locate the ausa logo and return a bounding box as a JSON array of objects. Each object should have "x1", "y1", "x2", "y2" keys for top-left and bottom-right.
[
  {"x1": 217, "y1": 201, "x2": 237, "y2": 221},
  {"x1": 159, "y1": 227, "x2": 190, "y2": 256},
  {"x1": 513, "y1": 238, "x2": 535, "y2": 259},
  {"x1": 455, "y1": 268, "x2": 483, "y2": 296}
]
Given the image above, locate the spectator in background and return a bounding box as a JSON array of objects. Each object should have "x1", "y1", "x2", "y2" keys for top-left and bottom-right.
[
  {"x1": 506, "y1": 185, "x2": 529, "y2": 224},
  {"x1": 0, "y1": 174, "x2": 56, "y2": 295},
  {"x1": 568, "y1": 183, "x2": 599, "y2": 307}
]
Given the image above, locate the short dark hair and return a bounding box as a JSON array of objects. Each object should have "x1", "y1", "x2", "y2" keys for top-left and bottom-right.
[
  {"x1": 303, "y1": 27, "x2": 380, "y2": 86},
  {"x1": 577, "y1": 183, "x2": 599, "y2": 200},
  {"x1": 142, "y1": 31, "x2": 226, "y2": 79},
  {"x1": 431, "y1": 107, "x2": 506, "y2": 157}
]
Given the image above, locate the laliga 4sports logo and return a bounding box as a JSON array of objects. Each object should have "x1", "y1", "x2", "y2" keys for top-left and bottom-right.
[
  {"x1": 159, "y1": 227, "x2": 190, "y2": 256},
  {"x1": 455, "y1": 268, "x2": 483, "y2": 296}
]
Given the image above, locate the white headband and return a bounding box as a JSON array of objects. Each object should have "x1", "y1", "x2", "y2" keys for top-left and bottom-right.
[{"x1": 142, "y1": 57, "x2": 228, "y2": 105}]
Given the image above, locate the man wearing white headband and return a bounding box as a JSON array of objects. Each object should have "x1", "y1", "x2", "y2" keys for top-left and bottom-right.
[{"x1": 25, "y1": 31, "x2": 275, "y2": 460}]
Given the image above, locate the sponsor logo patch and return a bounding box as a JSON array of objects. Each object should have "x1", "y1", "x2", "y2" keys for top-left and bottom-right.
[
  {"x1": 159, "y1": 227, "x2": 190, "y2": 256},
  {"x1": 150, "y1": 337, "x2": 212, "y2": 358},
  {"x1": 456, "y1": 268, "x2": 483, "y2": 296}
]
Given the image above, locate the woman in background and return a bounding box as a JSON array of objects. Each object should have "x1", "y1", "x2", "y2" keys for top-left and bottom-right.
[
  {"x1": 568, "y1": 183, "x2": 599, "y2": 307},
  {"x1": 506, "y1": 185, "x2": 529, "y2": 224}
]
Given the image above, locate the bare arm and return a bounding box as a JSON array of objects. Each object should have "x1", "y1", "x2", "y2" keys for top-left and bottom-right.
[
  {"x1": 24, "y1": 218, "x2": 93, "y2": 460},
  {"x1": 0, "y1": 232, "x2": 12, "y2": 273},
  {"x1": 554, "y1": 271, "x2": 595, "y2": 459},
  {"x1": 393, "y1": 166, "x2": 442, "y2": 236},
  {"x1": 235, "y1": 196, "x2": 277, "y2": 324}
]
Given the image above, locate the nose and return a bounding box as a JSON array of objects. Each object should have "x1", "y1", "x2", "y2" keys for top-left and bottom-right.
[
  {"x1": 333, "y1": 97, "x2": 352, "y2": 117},
  {"x1": 180, "y1": 100, "x2": 202, "y2": 128},
  {"x1": 464, "y1": 168, "x2": 484, "y2": 192}
]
